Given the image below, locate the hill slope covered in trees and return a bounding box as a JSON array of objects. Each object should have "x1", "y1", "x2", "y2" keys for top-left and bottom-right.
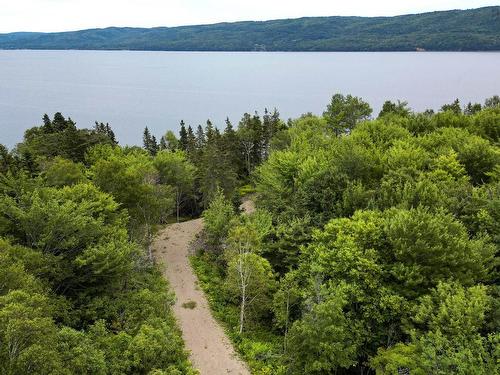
[{"x1": 0, "y1": 6, "x2": 499, "y2": 51}]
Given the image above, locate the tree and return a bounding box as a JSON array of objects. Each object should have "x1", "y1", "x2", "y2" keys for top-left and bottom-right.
[
  {"x1": 222, "y1": 118, "x2": 244, "y2": 178},
  {"x1": 185, "y1": 125, "x2": 196, "y2": 159},
  {"x1": 43, "y1": 157, "x2": 86, "y2": 187},
  {"x1": 225, "y1": 220, "x2": 275, "y2": 334},
  {"x1": 143, "y1": 127, "x2": 159, "y2": 156},
  {"x1": 178, "y1": 120, "x2": 188, "y2": 151},
  {"x1": 441, "y1": 98, "x2": 462, "y2": 114},
  {"x1": 371, "y1": 282, "x2": 498, "y2": 375},
  {"x1": 272, "y1": 272, "x2": 302, "y2": 351},
  {"x1": 154, "y1": 150, "x2": 196, "y2": 222},
  {"x1": 198, "y1": 126, "x2": 238, "y2": 207},
  {"x1": 88, "y1": 145, "x2": 174, "y2": 254},
  {"x1": 484, "y1": 95, "x2": 500, "y2": 108},
  {"x1": 237, "y1": 112, "x2": 266, "y2": 176},
  {"x1": 262, "y1": 108, "x2": 283, "y2": 160},
  {"x1": 378, "y1": 100, "x2": 411, "y2": 118},
  {"x1": 419, "y1": 127, "x2": 500, "y2": 185},
  {"x1": 0, "y1": 144, "x2": 13, "y2": 175},
  {"x1": 94, "y1": 121, "x2": 117, "y2": 144},
  {"x1": 0, "y1": 290, "x2": 64, "y2": 375},
  {"x1": 125, "y1": 320, "x2": 192, "y2": 374},
  {"x1": 286, "y1": 285, "x2": 361, "y2": 374},
  {"x1": 15, "y1": 112, "x2": 116, "y2": 170},
  {"x1": 323, "y1": 93, "x2": 372, "y2": 136},
  {"x1": 159, "y1": 130, "x2": 179, "y2": 152},
  {"x1": 464, "y1": 102, "x2": 482, "y2": 115},
  {"x1": 202, "y1": 188, "x2": 235, "y2": 251}
]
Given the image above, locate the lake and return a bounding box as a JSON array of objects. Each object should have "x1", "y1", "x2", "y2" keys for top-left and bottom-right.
[{"x1": 1, "y1": 50, "x2": 499, "y2": 148}]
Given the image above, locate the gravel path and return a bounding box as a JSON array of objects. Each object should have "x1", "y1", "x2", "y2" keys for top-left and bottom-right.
[{"x1": 153, "y1": 212, "x2": 251, "y2": 375}]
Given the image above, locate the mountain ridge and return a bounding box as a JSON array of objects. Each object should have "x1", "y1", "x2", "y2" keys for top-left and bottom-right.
[{"x1": 1, "y1": 6, "x2": 499, "y2": 51}]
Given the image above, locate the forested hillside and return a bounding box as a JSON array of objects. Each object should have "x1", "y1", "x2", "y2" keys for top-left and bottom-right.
[
  {"x1": 0, "y1": 94, "x2": 499, "y2": 374},
  {"x1": 1, "y1": 6, "x2": 499, "y2": 51}
]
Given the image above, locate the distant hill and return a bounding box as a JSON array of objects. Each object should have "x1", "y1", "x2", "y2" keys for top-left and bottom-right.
[{"x1": 1, "y1": 6, "x2": 499, "y2": 51}]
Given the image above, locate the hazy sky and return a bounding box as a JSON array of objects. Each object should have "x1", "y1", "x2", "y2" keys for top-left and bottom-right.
[{"x1": 1, "y1": 0, "x2": 498, "y2": 33}]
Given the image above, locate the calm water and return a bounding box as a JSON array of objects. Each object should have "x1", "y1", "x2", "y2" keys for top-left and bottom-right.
[{"x1": 1, "y1": 50, "x2": 499, "y2": 147}]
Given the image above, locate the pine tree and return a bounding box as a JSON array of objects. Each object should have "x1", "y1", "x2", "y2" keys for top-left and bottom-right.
[
  {"x1": 223, "y1": 118, "x2": 244, "y2": 178},
  {"x1": 150, "y1": 135, "x2": 159, "y2": 156},
  {"x1": 95, "y1": 122, "x2": 117, "y2": 144},
  {"x1": 143, "y1": 126, "x2": 152, "y2": 150},
  {"x1": 179, "y1": 120, "x2": 188, "y2": 151},
  {"x1": 105, "y1": 123, "x2": 117, "y2": 144},
  {"x1": 205, "y1": 120, "x2": 215, "y2": 143},
  {"x1": 186, "y1": 125, "x2": 196, "y2": 159},
  {"x1": 42, "y1": 114, "x2": 53, "y2": 133},
  {"x1": 143, "y1": 127, "x2": 158, "y2": 155},
  {"x1": 195, "y1": 125, "x2": 206, "y2": 151}
]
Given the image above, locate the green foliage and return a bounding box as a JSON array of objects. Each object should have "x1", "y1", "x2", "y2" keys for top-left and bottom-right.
[
  {"x1": 0, "y1": 152, "x2": 192, "y2": 374},
  {"x1": 287, "y1": 286, "x2": 362, "y2": 374},
  {"x1": 190, "y1": 253, "x2": 283, "y2": 374},
  {"x1": 2, "y1": 96, "x2": 500, "y2": 374},
  {"x1": 154, "y1": 150, "x2": 196, "y2": 221},
  {"x1": 323, "y1": 93, "x2": 373, "y2": 136},
  {"x1": 441, "y1": 98, "x2": 462, "y2": 114},
  {"x1": 181, "y1": 301, "x2": 197, "y2": 309},
  {"x1": 0, "y1": 144, "x2": 14, "y2": 175},
  {"x1": 143, "y1": 127, "x2": 159, "y2": 156},
  {"x1": 15, "y1": 113, "x2": 116, "y2": 172},
  {"x1": 251, "y1": 99, "x2": 499, "y2": 373},
  {"x1": 88, "y1": 145, "x2": 174, "y2": 252},
  {"x1": 202, "y1": 188, "x2": 236, "y2": 251},
  {"x1": 43, "y1": 157, "x2": 86, "y2": 187},
  {"x1": 378, "y1": 100, "x2": 411, "y2": 118},
  {"x1": 225, "y1": 252, "x2": 276, "y2": 330},
  {"x1": 371, "y1": 282, "x2": 498, "y2": 374}
]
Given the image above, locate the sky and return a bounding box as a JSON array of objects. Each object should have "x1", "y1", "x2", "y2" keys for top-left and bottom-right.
[{"x1": 1, "y1": 0, "x2": 498, "y2": 33}]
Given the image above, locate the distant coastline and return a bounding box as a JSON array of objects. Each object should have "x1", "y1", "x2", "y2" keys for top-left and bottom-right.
[{"x1": 0, "y1": 6, "x2": 499, "y2": 52}]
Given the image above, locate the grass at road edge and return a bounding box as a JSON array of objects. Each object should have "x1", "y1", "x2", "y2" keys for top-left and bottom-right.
[{"x1": 190, "y1": 252, "x2": 285, "y2": 375}]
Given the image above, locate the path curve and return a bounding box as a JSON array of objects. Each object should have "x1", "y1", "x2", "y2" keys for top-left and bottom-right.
[{"x1": 153, "y1": 205, "x2": 252, "y2": 375}]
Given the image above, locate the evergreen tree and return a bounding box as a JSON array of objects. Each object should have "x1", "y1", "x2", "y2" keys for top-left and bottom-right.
[
  {"x1": 464, "y1": 102, "x2": 482, "y2": 115},
  {"x1": 222, "y1": 118, "x2": 243, "y2": 176},
  {"x1": 205, "y1": 120, "x2": 215, "y2": 143},
  {"x1": 441, "y1": 98, "x2": 462, "y2": 114},
  {"x1": 0, "y1": 144, "x2": 13, "y2": 174},
  {"x1": 378, "y1": 100, "x2": 411, "y2": 118},
  {"x1": 143, "y1": 127, "x2": 159, "y2": 156},
  {"x1": 195, "y1": 125, "x2": 206, "y2": 151},
  {"x1": 179, "y1": 120, "x2": 188, "y2": 151},
  {"x1": 94, "y1": 122, "x2": 117, "y2": 144},
  {"x1": 484, "y1": 95, "x2": 500, "y2": 108},
  {"x1": 42, "y1": 113, "x2": 53, "y2": 133},
  {"x1": 186, "y1": 125, "x2": 196, "y2": 160},
  {"x1": 262, "y1": 108, "x2": 282, "y2": 160},
  {"x1": 143, "y1": 126, "x2": 152, "y2": 150}
]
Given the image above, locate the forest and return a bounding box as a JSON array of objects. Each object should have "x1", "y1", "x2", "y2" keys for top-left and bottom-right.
[
  {"x1": 1, "y1": 6, "x2": 499, "y2": 51},
  {"x1": 0, "y1": 93, "x2": 499, "y2": 374}
]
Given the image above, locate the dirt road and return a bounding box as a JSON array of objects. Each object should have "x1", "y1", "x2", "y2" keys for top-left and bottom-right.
[{"x1": 153, "y1": 212, "x2": 251, "y2": 375}]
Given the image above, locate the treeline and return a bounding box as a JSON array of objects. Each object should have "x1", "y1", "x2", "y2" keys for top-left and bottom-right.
[
  {"x1": 194, "y1": 94, "x2": 500, "y2": 374},
  {"x1": 1, "y1": 6, "x2": 499, "y2": 51},
  {"x1": 140, "y1": 108, "x2": 284, "y2": 213}
]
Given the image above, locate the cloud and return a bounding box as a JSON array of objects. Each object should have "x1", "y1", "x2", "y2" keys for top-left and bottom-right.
[{"x1": 1, "y1": 0, "x2": 497, "y2": 33}]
